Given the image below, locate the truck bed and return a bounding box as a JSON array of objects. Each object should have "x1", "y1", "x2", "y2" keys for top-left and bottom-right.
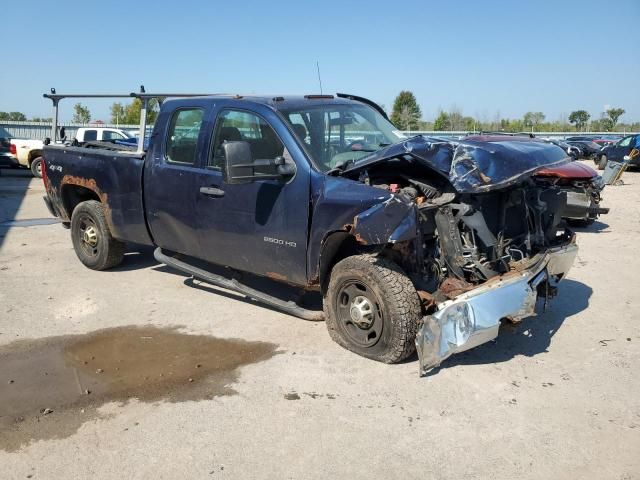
[{"x1": 43, "y1": 145, "x2": 153, "y2": 246}]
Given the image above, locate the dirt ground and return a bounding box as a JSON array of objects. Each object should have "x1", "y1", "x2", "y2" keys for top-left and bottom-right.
[{"x1": 0, "y1": 164, "x2": 638, "y2": 479}]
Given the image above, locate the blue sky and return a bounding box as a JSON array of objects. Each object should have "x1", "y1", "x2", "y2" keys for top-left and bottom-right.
[{"x1": 2, "y1": 0, "x2": 638, "y2": 122}]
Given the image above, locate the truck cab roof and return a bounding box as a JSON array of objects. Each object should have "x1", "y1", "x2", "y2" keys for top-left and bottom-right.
[{"x1": 161, "y1": 94, "x2": 386, "y2": 118}]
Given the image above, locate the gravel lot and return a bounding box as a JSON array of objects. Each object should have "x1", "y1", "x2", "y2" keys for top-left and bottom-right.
[{"x1": 1, "y1": 164, "x2": 639, "y2": 479}]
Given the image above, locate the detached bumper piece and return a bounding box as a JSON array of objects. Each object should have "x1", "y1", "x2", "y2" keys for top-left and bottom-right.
[{"x1": 415, "y1": 242, "x2": 578, "y2": 375}]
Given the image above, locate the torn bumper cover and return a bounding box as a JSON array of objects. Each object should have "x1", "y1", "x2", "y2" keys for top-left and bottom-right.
[{"x1": 415, "y1": 241, "x2": 578, "y2": 375}]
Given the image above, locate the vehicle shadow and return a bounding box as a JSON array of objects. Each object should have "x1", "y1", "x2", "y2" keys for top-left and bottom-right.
[
  {"x1": 571, "y1": 220, "x2": 610, "y2": 233},
  {"x1": 423, "y1": 279, "x2": 592, "y2": 374},
  {"x1": 110, "y1": 245, "x2": 159, "y2": 271},
  {"x1": 0, "y1": 169, "x2": 35, "y2": 251},
  {"x1": 134, "y1": 250, "x2": 324, "y2": 318},
  {"x1": 181, "y1": 278, "x2": 302, "y2": 318}
]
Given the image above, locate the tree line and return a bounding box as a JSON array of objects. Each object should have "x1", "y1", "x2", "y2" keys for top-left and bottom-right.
[
  {"x1": 3, "y1": 92, "x2": 636, "y2": 132},
  {"x1": 390, "y1": 90, "x2": 637, "y2": 132},
  {"x1": 0, "y1": 99, "x2": 159, "y2": 125},
  {"x1": 0, "y1": 111, "x2": 51, "y2": 122}
]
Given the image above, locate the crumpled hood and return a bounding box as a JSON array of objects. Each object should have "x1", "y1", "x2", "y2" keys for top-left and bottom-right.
[{"x1": 340, "y1": 135, "x2": 571, "y2": 193}]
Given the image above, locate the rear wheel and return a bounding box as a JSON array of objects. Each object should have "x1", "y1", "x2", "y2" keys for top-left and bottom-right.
[
  {"x1": 324, "y1": 255, "x2": 421, "y2": 363},
  {"x1": 30, "y1": 156, "x2": 43, "y2": 178},
  {"x1": 70, "y1": 200, "x2": 125, "y2": 270},
  {"x1": 598, "y1": 154, "x2": 608, "y2": 170}
]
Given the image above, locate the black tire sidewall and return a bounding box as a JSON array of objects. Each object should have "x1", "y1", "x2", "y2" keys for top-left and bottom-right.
[
  {"x1": 324, "y1": 255, "x2": 420, "y2": 363},
  {"x1": 31, "y1": 157, "x2": 43, "y2": 178},
  {"x1": 329, "y1": 268, "x2": 394, "y2": 358},
  {"x1": 598, "y1": 155, "x2": 607, "y2": 170},
  {"x1": 71, "y1": 201, "x2": 114, "y2": 270}
]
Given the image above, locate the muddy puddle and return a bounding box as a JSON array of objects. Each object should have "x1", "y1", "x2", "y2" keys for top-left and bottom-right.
[{"x1": 0, "y1": 326, "x2": 277, "y2": 452}]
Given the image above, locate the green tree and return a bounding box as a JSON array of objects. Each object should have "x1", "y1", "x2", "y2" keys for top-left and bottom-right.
[
  {"x1": 448, "y1": 107, "x2": 464, "y2": 130},
  {"x1": 523, "y1": 112, "x2": 545, "y2": 130},
  {"x1": 390, "y1": 91, "x2": 422, "y2": 130},
  {"x1": 30, "y1": 117, "x2": 52, "y2": 122},
  {"x1": 568, "y1": 110, "x2": 590, "y2": 131},
  {"x1": 72, "y1": 103, "x2": 91, "y2": 123},
  {"x1": 110, "y1": 103, "x2": 127, "y2": 124},
  {"x1": 462, "y1": 116, "x2": 476, "y2": 131},
  {"x1": 111, "y1": 98, "x2": 159, "y2": 125},
  {"x1": 433, "y1": 111, "x2": 451, "y2": 131},
  {"x1": 602, "y1": 108, "x2": 625, "y2": 131},
  {"x1": 0, "y1": 111, "x2": 27, "y2": 121}
]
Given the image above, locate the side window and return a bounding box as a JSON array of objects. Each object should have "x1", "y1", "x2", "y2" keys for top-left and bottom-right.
[
  {"x1": 288, "y1": 113, "x2": 309, "y2": 144},
  {"x1": 83, "y1": 130, "x2": 97, "y2": 142},
  {"x1": 103, "y1": 130, "x2": 125, "y2": 141},
  {"x1": 619, "y1": 136, "x2": 633, "y2": 147},
  {"x1": 208, "y1": 110, "x2": 284, "y2": 170},
  {"x1": 166, "y1": 108, "x2": 204, "y2": 165}
]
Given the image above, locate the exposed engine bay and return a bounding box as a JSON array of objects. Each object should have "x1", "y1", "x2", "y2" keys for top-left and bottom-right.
[
  {"x1": 335, "y1": 136, "x2": 577, "y2": 304},
  {"x1": 359, "y1": 165, "x2": 571, "y2": 298}
]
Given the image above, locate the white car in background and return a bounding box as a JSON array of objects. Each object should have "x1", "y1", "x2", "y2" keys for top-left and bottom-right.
[{"x1": 10, "y1": 127, "x2": 133, "y2": 177}]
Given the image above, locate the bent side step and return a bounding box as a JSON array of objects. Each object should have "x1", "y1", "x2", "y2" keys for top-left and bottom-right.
[{"x1": 154, "y1": 248, "x2": 324, "y2": 321}]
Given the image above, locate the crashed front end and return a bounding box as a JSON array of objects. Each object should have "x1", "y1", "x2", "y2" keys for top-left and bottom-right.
[
  {"x1": 338, "y1": 135, "x2": 580, "y2": 374},
  {"x1": 415, "y1": 239, "x2": 577, "y2": 374}
]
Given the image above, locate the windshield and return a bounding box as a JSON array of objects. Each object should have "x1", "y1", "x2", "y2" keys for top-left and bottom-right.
[{"x1": 280, "y1": 103, "x2": 405, "y2": 171}]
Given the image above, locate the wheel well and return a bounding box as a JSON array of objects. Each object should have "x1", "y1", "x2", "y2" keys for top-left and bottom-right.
[
  {"x1": 28, "y1": 150, "x2": 43, "y2": 165},
  {"x1": 318, "y1": 232, "x2": 361, "y2": 294},
  {"x1": 61, "y1": 185, "x2": 101, "y2": 218}
]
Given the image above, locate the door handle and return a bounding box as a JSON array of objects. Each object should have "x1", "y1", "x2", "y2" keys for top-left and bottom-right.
[{"x1": 199, "y1": 186, "x2": 225, "y2": 198}]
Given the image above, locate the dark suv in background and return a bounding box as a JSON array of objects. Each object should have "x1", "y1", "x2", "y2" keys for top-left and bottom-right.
[
  {"x1": 597, "y1": 134, "x2": 640, "y2": 170},
  {"x1": 0, "y1": 136, "x2": 19, "y2": 169},
  {"x1": 565, "y1": 139, "x2": 602, "y2": 159}
]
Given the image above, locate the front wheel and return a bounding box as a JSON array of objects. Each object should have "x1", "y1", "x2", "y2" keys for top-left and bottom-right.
[
  {"x1": 71, "y1": 200, "x2": 125, "y2": 270},
  {"x1": 598, "y1": 155, "x2": 608, "y2": 170},
  {"x1": 324, "y1": 255, "x2": 421, "y2": 363},
  {"x1": 30, "y1": 156, "x2": 43, "y2": 178}
]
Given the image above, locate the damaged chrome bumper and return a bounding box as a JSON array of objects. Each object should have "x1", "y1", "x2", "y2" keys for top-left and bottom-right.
[{"x1": 415, "y1": 241, "x2": 578, "y2": 375}]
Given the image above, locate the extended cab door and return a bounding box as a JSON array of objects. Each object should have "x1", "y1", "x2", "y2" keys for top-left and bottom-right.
[
  {"x1": 144, "y1": 103, "x2": 211, "y2": 257},
  {"x1": 194, "y1": 104, "x2": 311, "y2": 286}
]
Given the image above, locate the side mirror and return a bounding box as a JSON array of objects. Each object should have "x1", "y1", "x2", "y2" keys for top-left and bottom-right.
[
  {"x1": 223, "y1": 141, "x2": 296, "y2": 184},
  {"x1": 223, "y1": 141, "x2": 253, "y2": 185}
]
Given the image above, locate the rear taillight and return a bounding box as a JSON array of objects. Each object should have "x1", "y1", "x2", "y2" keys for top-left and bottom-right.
[
  {"x1": 9, "y1": 143, "x2": 16, "y2": 155},
  {"x1": 41, "y1": 157, "x2": 48, "y2": 189}
]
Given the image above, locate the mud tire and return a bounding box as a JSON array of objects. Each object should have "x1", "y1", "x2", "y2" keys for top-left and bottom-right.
[
  {"x1": 324, "y1": 254, "x2": 421, "y2": 363},
  {"x1": 30, "y1": 156, "x2": 43, "y2": 178},
  {"x1": 598, "y1": 155, "x2": 607, "y2": 170},
  {"x1": 71, "y1": 200, "x2": 125, "y2": 270}
]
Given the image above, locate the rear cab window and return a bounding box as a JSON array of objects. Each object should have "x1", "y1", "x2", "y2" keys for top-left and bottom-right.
[
  {"x1": 165, "y1": 108, "x2": 205, "y2": 165},
  {"x1": 83, "y1": 130, "x2": 97, "y2": 141}
]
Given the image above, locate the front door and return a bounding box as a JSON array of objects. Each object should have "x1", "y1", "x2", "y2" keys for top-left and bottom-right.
[
  {"x1": 609, "y1": 135, "x2": 634, "y2": 162},
  {"x1": 195, "y1": 107, "x2": 311, "y2": 286}
]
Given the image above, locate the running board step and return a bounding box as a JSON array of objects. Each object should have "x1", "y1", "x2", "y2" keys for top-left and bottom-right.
[{"x1": 154, "y1": 248, "x2": 324, "y2": 321}]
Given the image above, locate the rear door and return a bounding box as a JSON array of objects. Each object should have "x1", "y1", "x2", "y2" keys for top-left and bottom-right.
[
  {"x1": 144, "y1": 104, "x2": 210, "y2": 257},
  {"x1": 194, "y1": 104, "x2": 311, "y2": 286}
]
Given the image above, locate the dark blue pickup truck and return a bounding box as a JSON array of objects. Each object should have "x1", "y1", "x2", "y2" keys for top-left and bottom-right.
[{"x1": 42, "y1": 94, "x2": 580, "y2": 374}]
